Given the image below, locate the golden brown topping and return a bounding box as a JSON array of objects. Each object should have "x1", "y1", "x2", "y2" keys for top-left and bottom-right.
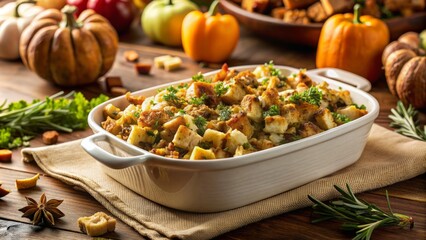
[{"x1": 78, "y1": 212, "x2": 116, "y2": 237}]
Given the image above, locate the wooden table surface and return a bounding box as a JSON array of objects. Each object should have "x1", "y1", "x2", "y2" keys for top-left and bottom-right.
[{"x1": 0, "y1": 8, "x2": 425, "y2": 240}]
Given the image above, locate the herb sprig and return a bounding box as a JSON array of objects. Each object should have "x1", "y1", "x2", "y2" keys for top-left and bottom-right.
[
  {"x1": 389, "y1": 101, "x2": 426, "y2": 141},
  {"x1": 308, "y1": 184, "x2": 414, "y2": 240},
  {"x1": 289, "y1": 87, "x2": 322, "y2": 106},
  {"x1": 0, "y1": 92, "x2": 108, "y2": 149}
]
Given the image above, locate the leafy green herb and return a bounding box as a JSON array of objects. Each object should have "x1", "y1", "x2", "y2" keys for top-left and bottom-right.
[
  {"x1": 193, "y1": 116, "x2": 207, "y2": 135},
  {"x1": 163, "y1": 86, "x2": 183, "y2": 105},
  {"x1": 308, "y1": 184, "x2": 414, "y2": 240},
  {"x1": 189, "y1": 95, "x2": 207, "y2": 105},
  {"x1": 389, "y1": 101, "x2": 426, "y2": 141},
  {"x1": 0, "y1": 91, "x2": 108, "y2": 149},
  {"x1": 263, "y1": 105, "x2": 280, "y2": 118},
  {"x1": 178, "y1": 109, "x2": 186, "y2": 115},
  {"x1": 214, "y1": 82, "x2": 229, "y2": 96},
  {"x1": 289, "y1": 87, "x2": 322, "y2": 106},
  {"x1": 333, "y1": 112, "x2": 351, "y2": 124},
  {"x1": 178, "y1": 83, "x2": 189, "y2": 89},
  {"x1": 242, "y1": 142, "x2": 251, "y2": 149},
  {"x1": 217, "y1": 104, "x2": 231, "y2": 121},
  {"x1": 352, "y1": 103, "x2": 367, "y2": 110},
  {"x1": 260, "y1": 77, "x2": 269, "y2": 86},
  {"x1": 199, "y1": 141, "x2": 212, "y2": 149},
  {"x1": 192, "y1": 72, "x2": 211, "y2": 83},
  {"x1": 265, "y1": 61, "x2": 282, "y2": 77}
]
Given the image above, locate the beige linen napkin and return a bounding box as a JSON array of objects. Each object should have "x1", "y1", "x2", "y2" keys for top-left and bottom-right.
[{"x1": 22, "y1": 124, "x2": 426, "y2": 240}]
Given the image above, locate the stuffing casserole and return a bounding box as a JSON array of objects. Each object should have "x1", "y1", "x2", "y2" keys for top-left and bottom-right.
[{"x1": 101, "y1": 62, "x2": 368, "y2": 160}]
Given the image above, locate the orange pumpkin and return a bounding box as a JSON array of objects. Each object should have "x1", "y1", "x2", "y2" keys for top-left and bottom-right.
[
  {"x1": 20, "y1": 5, "x2": 118, "y2": 86},
  {"x1": 316, "y1": 4, "x2": 389, "y2": 83}
]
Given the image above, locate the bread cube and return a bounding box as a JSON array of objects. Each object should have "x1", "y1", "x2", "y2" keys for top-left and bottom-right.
[
  {"x1": 296, "y1": 102, "x2": 319, "y2": 122},
  {"x1": 202, "y1": 129, "x2": 227, "y2": 148},
  {"x1": 226, "y1": 113, "x2": 255, "y2": 138},
  {"x1": 337, "y1": 106, "x2": 368, "y2": 121},
  {"x1": 307, "y1": 2, "x2": 329, "y2": 22},
  {"x1": 283, "y1": 0, "x2": 317, "y2": 9},
  {"x1": 321, "y1": 0, "x2": 354, "y2": 15},
  {"x1": 280, "y1": 103, "x2": 300, "y2": 125},
  {"x1": 261, "y1": 88, "x2": 280, "y2": 108},
  {"x1": 190, "y1": 146, "x2": 216, "y2": 160},
  {"x1": 241, "y1": 95, "x2": 263, "y2": 122},
  {"x1": 172, "y1": 125, "x2": 202, "y2": 150},
  {"x1": 234, "y1": 145, "x2": 254, "y2": 157},
  {"x1": 242, "y1": 0, "x2": 269, "y2": 13},
  {"x1": 225, "y1": 129, "x2": 249, "y2": 154},
  {"x1": 127, "y1": 126, "x2": 156, "y2": 146},
  {"x1": 221, "y1": 82, "x2": 246, "y2": 104},
  {"x1": 299, "y1": 122, "x2": 323, "y2": 138},
  {"x1": 264, "y1": 115, "x2": 288, "y2": 134},
  {"x1": 314, "y1": 108, "x2": 337, "y2": 130},
  {"x1": 269, "y1": 133, "x2": 284, "y2": 145},
  {"x1": 163, "y1": 116, "x2": 186, "y2": 133}
]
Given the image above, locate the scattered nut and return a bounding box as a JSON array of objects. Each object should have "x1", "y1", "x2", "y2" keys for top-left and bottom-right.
[
  {"x1": 0, "y1": 149, "x2": 12, "y2": 162},
  {"x1": 154, "y1": 55, "x2": 173, "y2": 68},
  {"x1": 134, "y1": 62, "x2": 152, "y2": 75},
  {"x1": 78, "y1": 212, "x2": 116, "y2": 237},
  {"x1": 124, "y1": 50, "x2": 139, "y2": 62},
  {"x1": 110, "y1": 87, "x2": 129, "y2": 97},
  {"x1": 164, "y1": 57, "x2": 182, "y2": 71},
  {"x1": 42, "y1": 130, "x2": 59, "y2": 145},
  {"x1": 0, "y1": 186, "x2": 11, "y2": 198},
  {"x1": 105, "y1": 76, "x2": 123, "y2": 93},
  {"x1": 16, "y1": 173, "x2": 40, "y2": 190}
]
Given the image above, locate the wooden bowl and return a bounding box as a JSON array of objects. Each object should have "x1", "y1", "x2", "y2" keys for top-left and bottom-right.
[{"x1": 219, "y1": 0, "x2": 426, "y2": 47}]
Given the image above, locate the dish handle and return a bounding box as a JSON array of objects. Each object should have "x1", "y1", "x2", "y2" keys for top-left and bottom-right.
[
  {"x1": 307, "y1": 68, "x2": 371, "y2": 92},
  {"x1": 81, "y1": 133, "x2": 149, "y2": 169}
]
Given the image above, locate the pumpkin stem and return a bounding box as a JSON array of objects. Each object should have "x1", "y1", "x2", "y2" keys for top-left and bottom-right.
[
  {"x1": 207, "y1": 0, "x2": 220, "y2": 17},
  {"x1": 353, "y1": 4, "x2": 362, "y2": 24},
  {"x1": 62, "y1": 5, "x2": 81, "y2": 29},
  {"x1": 15, "y1": 0, "x2": 37, "y2": 18},
  {"x1": 168, "y1": 0, "x2": 173, "y2": 5}
]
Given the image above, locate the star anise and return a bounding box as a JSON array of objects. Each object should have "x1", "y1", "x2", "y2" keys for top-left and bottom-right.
[{"x1": 18, "y1": 193, "x2": 65, "y2": 226}]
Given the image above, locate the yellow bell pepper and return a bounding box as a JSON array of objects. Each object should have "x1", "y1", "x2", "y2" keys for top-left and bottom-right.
[{"x1": 182, "y1": 0, "x2": 239, "y2": 63}]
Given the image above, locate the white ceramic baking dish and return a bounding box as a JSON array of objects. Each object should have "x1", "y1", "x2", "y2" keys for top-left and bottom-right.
[{"x1": 81, "y1": 66, "x2": 379, "y2": 213}]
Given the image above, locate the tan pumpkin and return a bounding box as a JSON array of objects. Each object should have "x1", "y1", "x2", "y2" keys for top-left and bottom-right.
[
  {"x1": 383, "y1": 32, "x2": 426, "y2": 109},
  {"x1": 20, "y1": 5, "x2": 118, "y2": 86}
]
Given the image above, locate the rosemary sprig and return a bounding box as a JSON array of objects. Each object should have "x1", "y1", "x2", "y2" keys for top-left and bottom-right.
[
  {"x1": 308, "y1": 184, "x2": 414, "y2": 240},
  {"x1": 388, "y1": 101, "x2": 426, "y2": 141}
]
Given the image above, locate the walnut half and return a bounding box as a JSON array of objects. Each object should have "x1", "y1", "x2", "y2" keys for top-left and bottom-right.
[{"x1": 78, "y1": 212, "x2": 116, "y2": 237}]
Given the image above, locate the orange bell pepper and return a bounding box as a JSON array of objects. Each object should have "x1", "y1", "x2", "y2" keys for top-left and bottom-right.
[
  {"x1": 316, "y1": 4, "x2": 389, "y2": 83},
  {"x1": 182, "y1": 0, "x2": 239, "y2": 63}
]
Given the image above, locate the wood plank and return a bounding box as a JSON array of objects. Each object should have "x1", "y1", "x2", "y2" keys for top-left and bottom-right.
[
  {"x1": 216, "y1": 176, "x2": 426, "y2": 239},
  {"x1": 0, "y1": 168, "x2": 141, "y2": 239}
]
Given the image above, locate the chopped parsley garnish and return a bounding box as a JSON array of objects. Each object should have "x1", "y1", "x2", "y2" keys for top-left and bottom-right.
[
  {"x1": 217, "y1": 103, "x2": 231, "y2": 121},
  {"x1": 189, "y1": 95, "x2": 207, "y2": 105},
  {"x1": 178, "y1": 109, "x2": 186, "y2": 115},
  {"x1": 242, "y1": 142, "x2": 251, "y2": 149},
  {"x1": 289, "y1": 87, "x2": 323, "y2": 106},
  {"x1": 352, "y1": 103, "x2": 366, "y2": 110},
  {"x1": 193, "y1": 116, "x2": 207, "y2": 135},
  {"x1": 333, "y1": 112, "x2": 351, "y2": 124},
  {"x1": 133, "y1": 111, "x2": 140, "y2": 118},
  {"x1": 192, "y1": 72, "x2": 211, "y2": 83},
  {"x1": 199, "y1": 141, "x2": 213, "y2": 149},
  {"x1": 265, "y1": 60, "x2": 282, "y2": 77},
  {"x1": 163, "y1": 86, "x2": 182, "y2": 105},
  {"x1": 214, "y1": 82, "x2": 229, "y2": 96},
  {"x1": 260, "y1": 77, "x2": 269, "y2": 86},
  {"x1": 178, "y1": 83, "x2": 189, "y2": 89},
  {"x1": 263, "y1": 105, "x2": 280, "y2": 118}
]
